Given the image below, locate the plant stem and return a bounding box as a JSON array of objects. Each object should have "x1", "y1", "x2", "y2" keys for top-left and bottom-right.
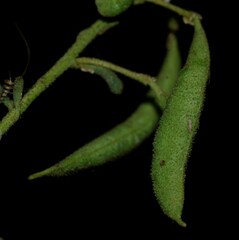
[
  {"x1": 134, "y1": 0, "x2": 200, "y2": 24},
  {"x1": 0, "y1": 20, "x2": 118, "y2": 137},
  {"x1": 74, "y1": 57, "x2": 167, "y2": 109}
]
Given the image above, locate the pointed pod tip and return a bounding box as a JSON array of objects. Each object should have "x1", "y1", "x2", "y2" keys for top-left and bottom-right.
[
  {"x1": 28, "y1": 170, "x2": 48, "y2": 180},
  {"x1": 28, "y1": 173, "x2": 39, "y2": 180},
  {"x1": 175, "y1": 218, "x2": 187, "y2": 227}
]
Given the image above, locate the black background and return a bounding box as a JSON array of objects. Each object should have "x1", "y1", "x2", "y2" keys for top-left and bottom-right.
[{"x1": 0, "y1": 0, "x2": 234, "y2": 239}]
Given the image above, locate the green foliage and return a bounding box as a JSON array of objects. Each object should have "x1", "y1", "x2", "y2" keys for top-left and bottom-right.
[
  {"x1": 28, "y1": 27, "x2": 181, "y2": 180},
  {"x1": 0, "y1": 0, "x2": 210, "y2": 229}
]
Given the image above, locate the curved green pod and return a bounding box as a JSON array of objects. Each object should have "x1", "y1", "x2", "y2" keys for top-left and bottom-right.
[
  {"x1": 28, "y1": 30, "x2": 181, "y2": 180},
  {"x1": 95, "y1": 0, "x2": 134, "y2": 17},
  {"x1": 80, "y1": 64, "x2": 124, "y2": 95},
  {"x1": 151, "y1": 17, "x2": 210, "y2": 227},
  {"x1": 29, "y1": 102, "x2": 159, "y2": 179}
]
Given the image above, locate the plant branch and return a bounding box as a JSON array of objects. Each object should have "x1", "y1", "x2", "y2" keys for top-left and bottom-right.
[
  {"x1": 74, "y1": 57, "x2": 167, "y2": 109},
  {"x1": 0, "y1": 20, "x2": 118, "y2": 137},
  {"x1": 134, "y1": 0, "x2": 200, "y2": 24}
]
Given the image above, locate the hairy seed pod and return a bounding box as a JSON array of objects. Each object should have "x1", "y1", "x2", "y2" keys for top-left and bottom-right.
[
  {"x1": 151, "y1": 17, "x2": 210, "y2": 227},
  {"x1": 13, "y1": 76, "x2": 24, "y2": 107},
  {"x1": 28, "y1": 30, "x2": 181, "y2": 180},
  {"x1": 95, "y1": 0, "x2": 133, "y2": 17},
  {"x1": 28, "y1": 102, "x2": 160, "y2": 179}
]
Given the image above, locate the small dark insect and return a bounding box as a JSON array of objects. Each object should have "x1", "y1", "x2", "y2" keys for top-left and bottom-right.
[
  {"x1": 160, "y1": 160, "x2": 166, "y2": 166},
  {"x1": 188, "y1": 118, "x2": 192, "y2": 133},
  {"x1": 0, "y1": 77, "x2": 14, "y2": 103},
  {"x1": 0, "y1": 22, "x2": 30, "y2": 104}
]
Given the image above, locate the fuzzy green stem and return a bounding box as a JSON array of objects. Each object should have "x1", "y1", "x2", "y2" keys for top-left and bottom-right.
[
  {"x1": 74, "y1": 57, "x2": 167, "y2": 108},
  {"x1": 134, "y1": 0, "x2": 200, "y2": 24},
  {"x1": 0, "y1": 20, "x2": 118, "y2": 136}
]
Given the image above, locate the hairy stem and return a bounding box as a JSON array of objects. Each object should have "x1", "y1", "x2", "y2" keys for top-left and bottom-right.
[
  {"x1": 0, "y1": 20, "x2": 118, "y2": 137},
  {"x1": 74, "y1": 57, "x2": 167, "y2": 108},
  {"x1": 134, "y1": 0, "x2": 200, "y2": 24}
]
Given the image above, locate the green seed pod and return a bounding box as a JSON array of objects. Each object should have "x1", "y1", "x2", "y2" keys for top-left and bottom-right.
[
  {"x1": 95, "y1": 0, "x2": 133, "y2": 17},
  {"x1": 28, "y1": 102, "x2": 159, "y2": 179},
  {"x1": 13, "y1": 76, "x2": 24, "y2": 107},
  {"x1": 28, "y1": 30, "x2": 181, "y2": 180},
  {"x1": 81, "y1": 64, "x2": 124, "y2": 94},
  {"x1": 148, "y1": 31, "x2": 181, "y2": 101},
  {"x1": 151, "y1": 17, "x2": 210, "y2": 227}
]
